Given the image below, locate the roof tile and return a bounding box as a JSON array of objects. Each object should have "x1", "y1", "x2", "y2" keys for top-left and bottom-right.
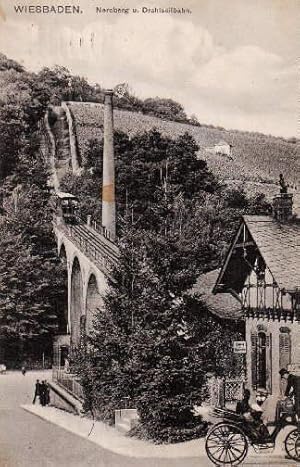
[
  {"x1": 243, "y1": 215, "x2": 300, "y2": 290},
  {"x1": 193, "y1": 269, "x2": 242, "y2": 320}
]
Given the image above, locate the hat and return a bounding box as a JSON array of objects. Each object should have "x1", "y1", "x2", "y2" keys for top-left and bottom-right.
[
  {"x1": 256, "y1": 387, "x2": 268, "y2": 396},
  {"x1": 279, "y1": 368, "x2": 289, "y2": 377}
]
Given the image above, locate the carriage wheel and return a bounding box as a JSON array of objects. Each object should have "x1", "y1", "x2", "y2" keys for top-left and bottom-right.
[
  {"x1": 205, "y1": 422, "x2": 248, "y2": 465},
  {"x1": 284, "y1": 428, "x2": 300, "y2": 461}
]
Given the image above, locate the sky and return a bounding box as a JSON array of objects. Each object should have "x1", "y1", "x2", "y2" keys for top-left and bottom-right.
[{"x1": 0, "y1": 0, "x2": 299, "y2": 137}]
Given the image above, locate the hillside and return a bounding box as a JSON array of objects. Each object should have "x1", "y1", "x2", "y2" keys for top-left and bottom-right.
[{"x1": 54, "y1": 101, "x2": 300, "y2": 200}]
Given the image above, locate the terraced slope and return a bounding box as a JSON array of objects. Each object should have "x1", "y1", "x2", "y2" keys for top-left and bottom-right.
[
  {"x1": 49, "y1": 101, "x2": 300, "y2": 200},
  {"x1": 67, "y1": 102, "x2": 300, "y2": 187}
]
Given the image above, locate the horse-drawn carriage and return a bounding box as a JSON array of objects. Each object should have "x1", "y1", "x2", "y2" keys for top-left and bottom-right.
[{"x1": 205, "y1": 404, "x2": 300, "y2": 465}]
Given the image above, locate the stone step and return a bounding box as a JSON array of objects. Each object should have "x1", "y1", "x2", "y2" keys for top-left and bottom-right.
[{"x1": 115, "y1": 421, "x2": 131, "y2": 433}]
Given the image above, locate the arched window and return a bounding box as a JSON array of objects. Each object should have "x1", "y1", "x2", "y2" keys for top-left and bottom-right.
[
  {"x1": 279, "y1": 327, "x2": 291, "y2": 371},
  {"x1": 257, "y1": 332, "x2": 267, "y2": 388},
  {"x1": 251, "y1": 330, "x2": 272, "y2": 391}
]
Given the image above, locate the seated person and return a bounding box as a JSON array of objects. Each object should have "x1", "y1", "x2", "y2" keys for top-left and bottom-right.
[
  {"x1": 236, "y1": 389, "x2": 251, "y2": 415},
  {"x1": 237, "y1": 388, "x2": 271, "y2": 442}
]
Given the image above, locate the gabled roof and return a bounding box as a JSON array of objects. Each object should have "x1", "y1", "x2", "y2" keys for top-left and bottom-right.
[
  {"x1": 214, "y1": 215, "x2": 300, "y2": 294},
  {"x1": 193, "y1": 269, "x2": 242, "y2": 320},
  {"x1": 243, "y1": 215, "x2": 300, "y2": 290}
]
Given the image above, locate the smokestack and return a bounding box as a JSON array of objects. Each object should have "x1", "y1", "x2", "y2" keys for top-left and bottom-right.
[
  {"x1": 102, "y1": 90, "x2": 116, "y2": 240},
  {"x1": 273, "y1": 193, "x2": 293, "y2": 222},
  {"x1": 272, "y1": 174, "x2": 293, "y2": 223}
]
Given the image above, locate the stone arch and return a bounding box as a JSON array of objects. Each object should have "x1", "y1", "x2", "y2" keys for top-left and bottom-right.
[
  {"x1": 86, "y1": 273, "x2": 103, "y2": 335},
  {"x1": 70, "y1": 256, "x2": 83, "y2": 347},
  {"x1": 58, "y1": 244, "x2": 68, "y2": 334},
  {"x1": 58, "y1": 241, "x2": 67, "y2": 258}
]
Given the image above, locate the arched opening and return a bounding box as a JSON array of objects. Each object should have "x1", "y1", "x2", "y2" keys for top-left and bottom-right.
[
  {"x1": 279, "y1": 327, "x2": 291, "y2": 372},
  {"x1": 86, "y1": 274, "x2": 103, "y2": 335},
  {"x1": 70, "y1": 257, "x2": 83, "y2": 348},
  {"x1": 57, "y1": 244, "x2": 68, "y2": 334},
  {"x1": 257, "y1": 332, "x2": 267, "y2": 389}
]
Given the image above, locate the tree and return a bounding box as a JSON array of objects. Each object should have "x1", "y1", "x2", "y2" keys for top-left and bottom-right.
[
  {"x1": 74, "y1": 187, "x2": 243, "y2": 442},
  {"x1": 142, "y1": 97, "x2": 187, "y2": 122},
  {"x1": 0, "y1": 222, "x2": 65, "y2": 363},
  {"x1": 0, "y1": 53, "x2": 24, "y2": 72},
  {"x1": 76, "y1": 129, "x2": 219, "y2": 231},
  {"x1": 0, "y1": 58, "x2": 51, "y2": 179},
  {"x1": 64, "y1": 127, "x2": 270, "y2": 443},
  {"x1": 0, "y1": 186, "x2": 66, "y2": 363},
  {"x1": 37, "y1": 66, "x2": 71, "y2": 104}
]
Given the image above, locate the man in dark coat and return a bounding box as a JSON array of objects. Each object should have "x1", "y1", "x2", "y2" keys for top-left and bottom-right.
[
  {"x1": 40, "y1": 381, "x2": 47, "y2": 406},
  {"x1": 44, "y1": 380, "x2": 50, "y2": 405},
  {"x1": 279, "y1": 368, "x2": 300, "y2": 418},
  {"x1": 32, "y1": 379, "x2": 41, "y2": 404}
]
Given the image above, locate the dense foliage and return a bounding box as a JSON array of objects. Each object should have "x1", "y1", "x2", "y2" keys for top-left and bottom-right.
[
  {"x1": 34, "y1": 68, "x2": 193, "y2": 124},
  {"x1": 0, "y1": 51, "x2": 276, "y2": 438},
  {"x1": 0, "y1": 54, "x2": 67, "y2": 366},
  {"x1": 70, "y1": 129, "x2": 270, "y2": 442}
]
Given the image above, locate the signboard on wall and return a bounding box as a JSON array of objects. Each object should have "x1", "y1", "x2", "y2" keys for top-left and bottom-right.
[{"x1": 233, "y1": 341, "x2": 247, "y2": 354}]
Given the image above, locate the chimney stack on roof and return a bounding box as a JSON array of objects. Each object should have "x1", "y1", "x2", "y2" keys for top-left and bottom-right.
[
  {"x1": 273, "y1": 174, "x2": 293, "y2": 222},
  {"x1": 102, "y1": 90, "x2": 116, "y2": 241}
]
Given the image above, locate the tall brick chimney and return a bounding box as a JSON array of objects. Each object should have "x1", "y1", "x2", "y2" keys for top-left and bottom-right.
[
  {"x1": 102, "y1": 90, "x2": 116, "y2": 240},
  {"x1": 273, "y1": 174, "x2": 293, "y2": 222}
]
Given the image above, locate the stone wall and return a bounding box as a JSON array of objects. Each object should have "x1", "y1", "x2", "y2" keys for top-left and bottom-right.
[{"x1": 49, "y1": 381, "x2": 82, "y2": 415}]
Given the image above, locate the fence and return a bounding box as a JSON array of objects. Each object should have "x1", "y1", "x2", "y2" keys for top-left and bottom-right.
[
  {"x1": 57, "y1": 223, "x2": 116, "y2": 274},
  {"x1": 3, "y1": 358, "x2": 52, "y2": 371},
  {"x1": 207, "y1": 377, "x2": 244, "y2": 407},
  {"x1": 52, "y1": 368, "x2": 84, "y2": 401}
]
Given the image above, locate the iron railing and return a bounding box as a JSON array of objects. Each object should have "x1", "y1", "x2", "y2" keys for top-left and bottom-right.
[
  {"x1": 207, "y1": 377, "x2": 244, "y2": 407},
  {"x1": 52, "y1": 368, "x2": 84, "y2": 401},
  {"x1": 56, "y1": 222, "x2": 118, "y2": 274}
]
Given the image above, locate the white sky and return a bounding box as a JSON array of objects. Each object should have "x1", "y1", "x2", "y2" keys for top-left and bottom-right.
[{"x1": 0, "y1": 0, "x2": 299, "y2": 137}]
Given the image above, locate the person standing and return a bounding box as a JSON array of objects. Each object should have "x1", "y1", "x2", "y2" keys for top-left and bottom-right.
[
  {"x1": 64, "y1": 358, "x2": 69, "y2": 373},
  {"x1": 40, "y1": 381, "x2": 46, "y2": 406},
  {"x1": 277, "y1": 368, "x2": 300, "y2": 422},
  {"x1": 44, "y1": 380, "x2": 50, "y2": 405},
  {"x1": 32, "y1": 379, "x2": 41, "y2": 404}
]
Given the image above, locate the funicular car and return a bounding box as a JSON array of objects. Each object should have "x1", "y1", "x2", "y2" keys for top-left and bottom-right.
[
  {"x1": 55, "y1": 192, "x2": 79, "y2": 225},
  {"x1": 205, "y1": 395, "x2": 300, "y2": 465}
]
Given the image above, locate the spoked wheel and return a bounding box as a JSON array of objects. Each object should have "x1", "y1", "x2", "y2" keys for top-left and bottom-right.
[
  {"x1": 205, "y1": 422, "x2": 248, "y2": 465},
  {"x1": 284, "y1": 428, "x2": 300, "y2": 461}
]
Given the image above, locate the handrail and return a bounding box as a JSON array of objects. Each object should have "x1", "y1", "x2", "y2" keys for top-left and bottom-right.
[
  {"x1": 56, "y1": 222, "x2": 118, "y2": 274},
  {"x1": 52, "y1": 368, "x2": 84, "y2": 401}
]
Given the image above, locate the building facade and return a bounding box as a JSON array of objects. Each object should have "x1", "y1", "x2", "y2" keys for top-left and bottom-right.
[{"x1": 214, "y1": 191, "x2": 300, "y2": 396}]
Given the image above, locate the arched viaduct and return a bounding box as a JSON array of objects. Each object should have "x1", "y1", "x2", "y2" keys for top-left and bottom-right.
[
  {"x1": 49, "y1": 90, "x2": 119, "y2": 367},
  {"x1": 53, "y1": 221, "x2": 119, "y2": 362}
]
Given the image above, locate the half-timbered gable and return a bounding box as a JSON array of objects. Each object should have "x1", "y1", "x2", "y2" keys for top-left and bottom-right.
[{"x1": 213, "y1": 191, "x2": 300, "y2": 396}]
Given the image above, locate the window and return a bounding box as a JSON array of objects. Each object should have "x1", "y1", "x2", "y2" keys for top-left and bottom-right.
[
  {"x1": 251, "y1": 330, "x2": 272, "y2": 391},
  {"x1": 279, "y1": 327, "x2": 291, "y2": 371},
  {"x1": 257, "y1": 332, "x2": 267, "y2": 388}
]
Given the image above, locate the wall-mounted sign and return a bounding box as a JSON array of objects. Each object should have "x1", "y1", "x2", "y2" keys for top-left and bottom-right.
[{"x1": 233, "y1": 341, "x2": 247, "y2": 354}]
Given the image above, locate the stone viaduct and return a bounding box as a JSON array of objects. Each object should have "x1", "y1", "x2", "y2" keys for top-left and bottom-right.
[{"x1": 51, "y1": 91, "x2": 119, "y2": 366}]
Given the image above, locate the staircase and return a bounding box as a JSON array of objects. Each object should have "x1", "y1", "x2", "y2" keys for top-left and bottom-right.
[
  {"x1": 51, "y1": 107, "x2": 70, "y2": 160},
  {"x1": 48, "y1": 106, "x2": 72, "y2": 181}
]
